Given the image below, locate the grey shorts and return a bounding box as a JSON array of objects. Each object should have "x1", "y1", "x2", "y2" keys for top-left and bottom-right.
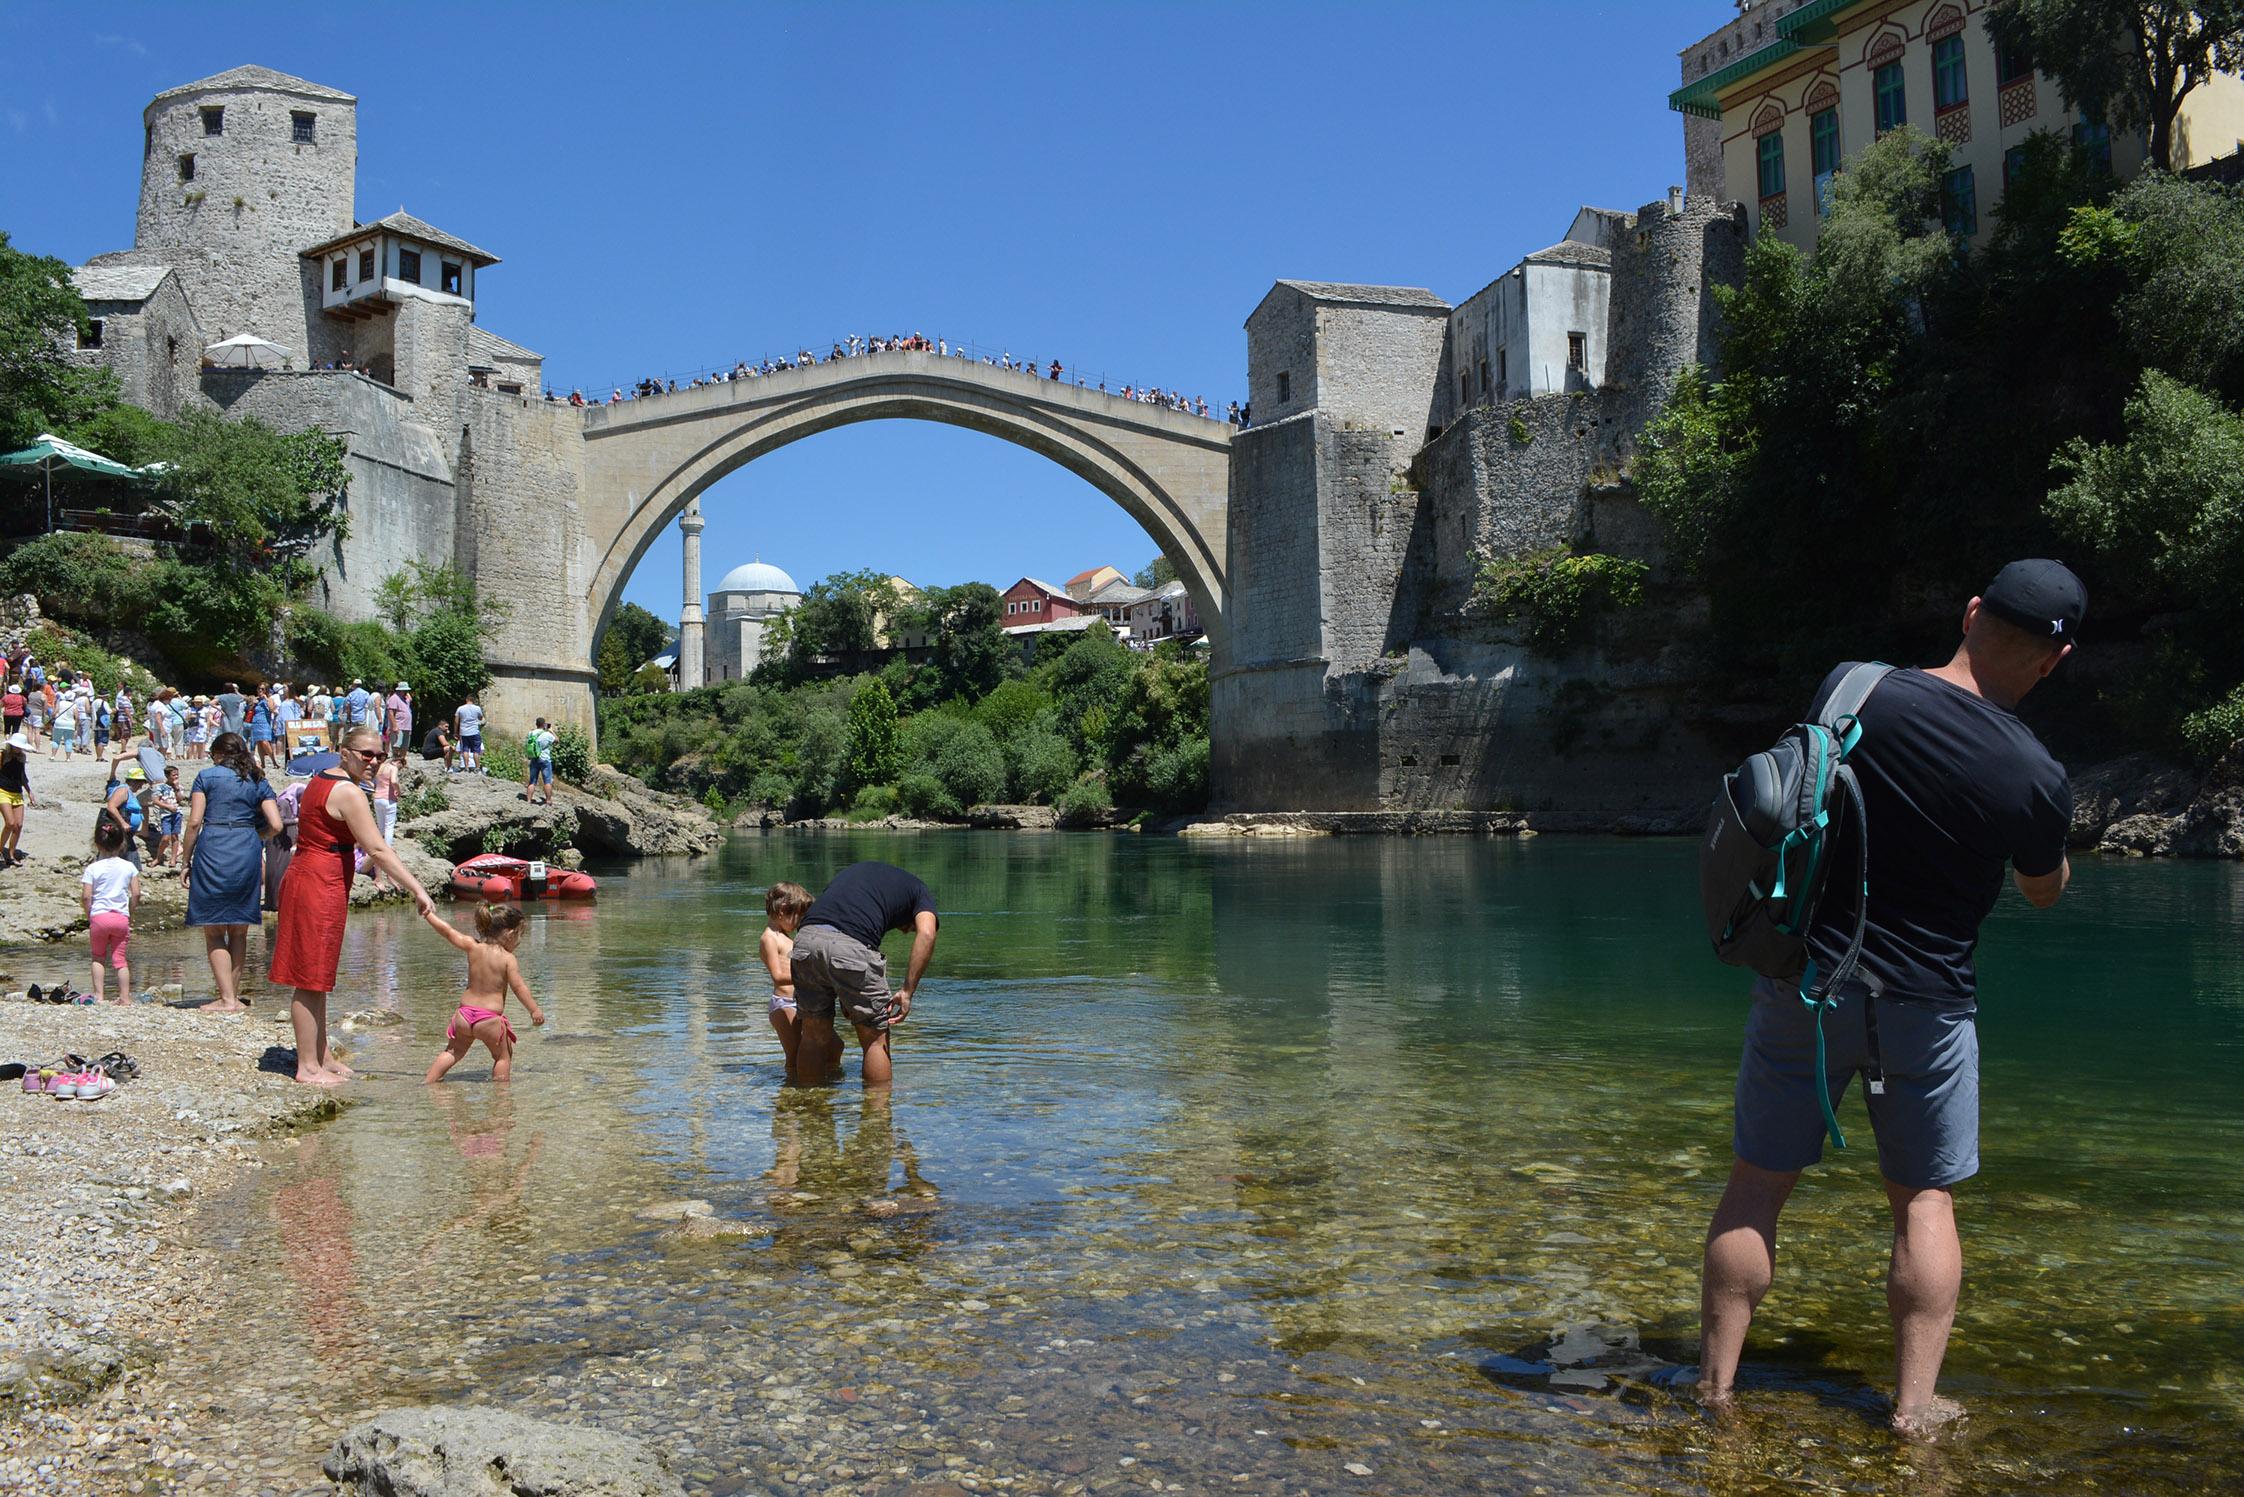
[
  {"x1": 1733, "y1": 977, "x2": 1980, "y2": 1189},
  {"x1": 787, "y1": 923, "x2": 896, "y2": 1031}
]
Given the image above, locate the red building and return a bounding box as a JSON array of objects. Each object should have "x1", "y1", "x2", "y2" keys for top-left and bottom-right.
[{"x1": 999, "y1": 577, "x2": 1084, "y2": 624}]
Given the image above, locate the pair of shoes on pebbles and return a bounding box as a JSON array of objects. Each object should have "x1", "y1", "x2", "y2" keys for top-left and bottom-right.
[
  {"x1": 25, "y1": 984, "x2": 95, "y2": 1005},
  {"x1": 22, "y1": 1053, "x2": 111, "y2": 1099}
]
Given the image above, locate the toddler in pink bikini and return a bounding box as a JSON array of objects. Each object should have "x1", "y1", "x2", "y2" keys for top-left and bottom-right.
[{"x1": 423, "y1": 902, "x2": 545, "y2": 1083}]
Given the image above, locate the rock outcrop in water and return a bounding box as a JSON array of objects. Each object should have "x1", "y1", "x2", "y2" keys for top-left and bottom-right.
[
  {"x1": 2070, "y1": 744, "x2": 2244, "y2": 857},
  {"x1": 394, "y1": 763, "x2": 720, "y2": 863},
  {"x1": 323, "y1": 1406, "x2": 685, "y2": 1496}
]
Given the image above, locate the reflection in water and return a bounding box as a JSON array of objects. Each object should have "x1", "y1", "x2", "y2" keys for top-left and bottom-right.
[
  {"x1": 271, "y1": 1138, "x2": 368, "y2": 1366},
  {"x1": 26, "y1": 832, "x2": 2244, "y2": 1495}
]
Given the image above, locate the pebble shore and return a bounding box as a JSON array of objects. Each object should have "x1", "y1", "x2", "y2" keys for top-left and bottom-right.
[{"x1": 0, "y1": 997, "x2": 343, "y2": 1494}]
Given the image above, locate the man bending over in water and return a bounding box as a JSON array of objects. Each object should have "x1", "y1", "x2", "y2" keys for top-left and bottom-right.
[
  {"x1": 1698, "y1": 561, "x2": 2080, "y2": 1434},
  {"x1": 787, "y1": 861, "x2": 938, "y2": 1088}
]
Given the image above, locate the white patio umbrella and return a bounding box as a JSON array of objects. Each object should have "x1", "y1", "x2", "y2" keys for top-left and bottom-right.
[{"x1": 204, "y1": 333, "x2": 292, "y2": 369}]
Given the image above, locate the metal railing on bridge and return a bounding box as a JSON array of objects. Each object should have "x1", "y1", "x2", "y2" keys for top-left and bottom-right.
[{"x1": 548, "y1": 335, "x2": 1246, "y2": 427}]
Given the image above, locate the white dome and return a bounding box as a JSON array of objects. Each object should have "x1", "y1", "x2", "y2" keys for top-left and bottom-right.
[{"x1": 713, "y1": 560, "x2": 800, "y2": 595}]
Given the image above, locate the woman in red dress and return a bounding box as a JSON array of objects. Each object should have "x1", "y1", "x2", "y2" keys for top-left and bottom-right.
[{"x1": 271, "y1": 725, "x2": 434, "y2": 1085}]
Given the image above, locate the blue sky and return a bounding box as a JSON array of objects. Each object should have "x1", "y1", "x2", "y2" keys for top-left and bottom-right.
[{"x1": 2, "y1": 0, "x2": 1700, "y2": 628}]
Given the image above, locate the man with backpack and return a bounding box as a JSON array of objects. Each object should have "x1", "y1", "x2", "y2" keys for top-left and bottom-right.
[{"x1": 1697, "y1": 561, "x2": 2083, "y2": 1434}]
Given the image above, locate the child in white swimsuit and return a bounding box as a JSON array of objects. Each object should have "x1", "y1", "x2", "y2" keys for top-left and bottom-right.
[{"x1": 761, "y1": 881, "x2": 812, "y2": 1082}]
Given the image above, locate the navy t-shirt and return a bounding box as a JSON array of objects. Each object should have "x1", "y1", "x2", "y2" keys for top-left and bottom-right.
[
  {"x1": 802, "y1": 861, "x2": 938, "y2": 952},
  {"x1": 1804, "y1": 664, "x2": 2070, "y2": 1008}
]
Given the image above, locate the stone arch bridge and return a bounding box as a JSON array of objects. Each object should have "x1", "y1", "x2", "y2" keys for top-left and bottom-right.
[{"x1": 464, "y1": 350, "x2": 1231, "y2": 729}]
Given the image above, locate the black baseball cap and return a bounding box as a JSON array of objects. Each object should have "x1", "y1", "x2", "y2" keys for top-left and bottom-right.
[{"x1": 1980, "y1": 559, "x2": 2086, "y2": 644}]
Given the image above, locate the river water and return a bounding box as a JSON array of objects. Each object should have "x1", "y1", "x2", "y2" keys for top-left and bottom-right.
[{"x1": 41, "y1": 832, "x2": 2244, "y2": 1493}]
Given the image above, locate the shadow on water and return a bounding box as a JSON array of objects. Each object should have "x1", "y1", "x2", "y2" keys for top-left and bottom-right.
[{"x1": 16, "y1": 832, "x2": 2244, "y2": 1494}]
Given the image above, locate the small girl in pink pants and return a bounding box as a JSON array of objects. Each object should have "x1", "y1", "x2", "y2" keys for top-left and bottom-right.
[{"x1": 423, "y1": 902, "x2": 545, "y2": 1082}]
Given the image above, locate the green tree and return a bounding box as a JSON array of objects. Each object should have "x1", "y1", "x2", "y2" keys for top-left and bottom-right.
[
  {"x1": 2047, "y1": 369, "x2": 2244, "y2": 609},
  {"x1": 1006, "y1": 724, "x2": 1077, "y2": 803},
  {"x1": 975, "y1": 678, "x2": 1055, "y2": 743},
  {"x1": 845, "y1": 677, "x2": 903, "y2": 789},
  {"x1": 2059, "y1": 173, "x2": 2244, "y2": 395},
  {"x1": 789, "y1": 569, "x2": 898, "y2": 659},
  {"x1": 1040, "y1": 622, "x2": 1134, "y2": 757},
  {"x1": 933, "y1": 721, "x2": 1007, "y2": 808},
  {"x1": 597, "y1": 631, "x2": 637, "y2": 694},
  {"x1": 924, "y1": 581, "x2": 1012, "y2": 702},
  {"x1": 0, "y1": 232, "x2": 114, "y2": 450},
  {"x1": 605, "y1": 602, "x2": 672, "y2": 669},
  {"x1": 1989, "y1": 0, "x2": 2244, "y2": 171},
  {"x1": 1131, "y1": 556, "x2": 1177, "y2": 589}
]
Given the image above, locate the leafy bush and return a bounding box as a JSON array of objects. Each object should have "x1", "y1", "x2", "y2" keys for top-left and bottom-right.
[
  {"x1": 702, "y1": 785, "x2": 729, "y2": 817},
  {"x1": 1006, "y1": 725, "x2": 1076, "y2": 804},
  {"x1": 553, "y1": 723, "x2": 592, "y2": 784},
  {"x1": 847, "y1": 783, "x2": 899, "y2": 820},
  {"x1": 746, "y1": 770, "x2": 794, "y2": 809},
  {"x1": 2181, "y1": 685, "x2": 2244, "y2": 764},
  {"x1": 1055, "y1": 776, "x2": 1113, "y2": 827},
  {"x1": 24, "y1": 623, "x2": 160, "y2": 698},
  {"x1": 397, "y1": 780, "x2": 450, "y2": 821},
  {"x1": 0, "y1": 532, "x2": 143, "y2": 625},
  {"x1": 897, "y1": 770, "x2": 961, "y2": 820},
  {"x1": 484, "y1": 737, "x2": 527, "y2": 782},
  {"x1": 933, "y1": 721, "x2": 1007, "y2": 808},
  {"x1": 1471, "y1": 546, "x2": 1649, "y2": 649}
]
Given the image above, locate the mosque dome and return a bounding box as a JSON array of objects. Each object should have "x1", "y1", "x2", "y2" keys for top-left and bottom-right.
[{"x1": 713, "y1": 560, "x2": 800, "y2": 595}]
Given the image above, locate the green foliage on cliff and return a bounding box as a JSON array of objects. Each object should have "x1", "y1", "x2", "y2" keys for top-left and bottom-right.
[
  {"x1": 1471, "y1": 546, "x2": 1648, "y2": 650},
  {"x1": 0, "y1": 233, "x2": 356, "y2": 686},
  {"x1": 1633, "y1": 124, "x2": 2244, "y2": 754},
  {"x1": 845, "y1": 678, "x2": 903, "y2": 790}
]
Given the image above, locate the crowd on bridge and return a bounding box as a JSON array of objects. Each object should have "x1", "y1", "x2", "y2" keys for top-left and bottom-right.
[{"x1": 552, "y1": 332, "x2": 1251, "y2": 428}]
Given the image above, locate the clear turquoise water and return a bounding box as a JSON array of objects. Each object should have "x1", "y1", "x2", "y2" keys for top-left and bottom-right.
[{"x1": 68, "y1": 833, "x2": 2244, "y2": 1492}]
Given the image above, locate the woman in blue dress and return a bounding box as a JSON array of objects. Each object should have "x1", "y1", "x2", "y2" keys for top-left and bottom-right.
[
  {"x1": 182, "y1": 731, "x2": 280, "y2": 1012},
  {"x1": 248, "y1": 689, "x2": 277, "y2": 772}
]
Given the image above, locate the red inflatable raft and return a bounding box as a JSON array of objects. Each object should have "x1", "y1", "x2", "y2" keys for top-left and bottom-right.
[{"x1": 447, "y1": 853, "x2": 598, "y2": 903}]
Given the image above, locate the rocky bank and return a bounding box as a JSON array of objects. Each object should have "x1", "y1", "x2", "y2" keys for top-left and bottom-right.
[
  {"x1": 0, "y1": 998, "x2": 344, "y2": 1492},
  {"x1": 2069, "y1": 743, "x2": 2244, "y2": 857}
]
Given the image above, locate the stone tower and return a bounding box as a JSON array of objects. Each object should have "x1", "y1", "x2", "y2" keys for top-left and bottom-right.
[
  {"x1": 1602, "y1": 192, "x2": 1748, "y2": 436},
  {"x1": 133, "y1": 65, "x2": 357, "y2": 363}
]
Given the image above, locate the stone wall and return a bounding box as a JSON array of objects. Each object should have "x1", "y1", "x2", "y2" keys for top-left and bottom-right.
[
  {"x1": 1603, "y1": 194, "x2": 1747, "y2": 435},
  {"x1": 134, "y1": 76, "x2": 356, "y2": 362},
  {"x1": 1221, "y1": 415, "x2": 1321, "y2": 669},
  {"x1": 199, "y1": 369, "x2": 456, "y2": 620},
  {"x1": 70, "y1": 274, "x2": 203, "y2": 421},
  {"x1": 1244, "y1": 286, "x2": 1318, "y2": 424},
  {"x1": 455, "y1": 389, "x2": 595, "y2": 741},
  {"x1": 1313, "y1": 302, "x2": 1448, "y2": 446}
]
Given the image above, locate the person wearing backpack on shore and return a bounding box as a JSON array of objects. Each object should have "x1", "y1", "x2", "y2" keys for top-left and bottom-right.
[{"x1": 1696, "y1": 561, "x2": 2083, "y2": 1436}]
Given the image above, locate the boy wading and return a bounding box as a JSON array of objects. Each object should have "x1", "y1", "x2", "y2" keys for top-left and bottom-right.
[
  {"x1": 788, "y1": 861, "x2": 938, "y2": 1088},
  {"x1": 1699, "y1": 561, "x2": 2083, "y2": 1434}
]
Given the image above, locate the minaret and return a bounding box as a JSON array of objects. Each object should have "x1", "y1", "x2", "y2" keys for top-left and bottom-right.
[{"x1": 678, "y1": 499, "x2": 705, "y2": 689}]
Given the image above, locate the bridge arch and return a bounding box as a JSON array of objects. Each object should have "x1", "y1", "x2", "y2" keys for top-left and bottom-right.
[{"x1": 575, "y1": 350, "x2": 1233, "y2": 662}]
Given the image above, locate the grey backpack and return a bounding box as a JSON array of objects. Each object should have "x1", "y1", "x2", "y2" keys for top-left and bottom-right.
[{"x1": 1698, "y1": 663, "x2": 1891, "y2": 1137}]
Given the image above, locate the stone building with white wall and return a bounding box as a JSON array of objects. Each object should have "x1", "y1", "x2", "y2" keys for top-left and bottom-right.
[{"x1": 1439, "y1": 206, "x2": 1630, "y2": 424}]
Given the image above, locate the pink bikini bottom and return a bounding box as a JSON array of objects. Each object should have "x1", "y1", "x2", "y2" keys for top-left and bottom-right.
[{"x1": 448, "y1": 1004, "x2": 515, "y2": 1045}]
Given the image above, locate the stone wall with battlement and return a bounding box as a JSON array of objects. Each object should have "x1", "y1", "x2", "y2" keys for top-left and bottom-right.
[{"x1": 199, "y1": 369, "x2": 456, "y2": 622}]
